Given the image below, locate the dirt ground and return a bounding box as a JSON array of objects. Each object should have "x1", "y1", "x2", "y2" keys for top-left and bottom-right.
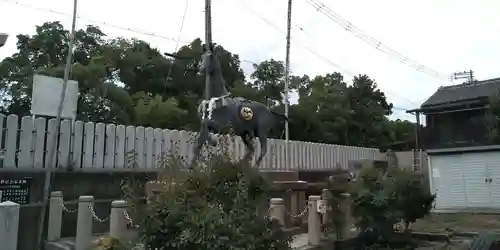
[{"x1": 411, "y1": 213, "x2": 500, "y2": 233}]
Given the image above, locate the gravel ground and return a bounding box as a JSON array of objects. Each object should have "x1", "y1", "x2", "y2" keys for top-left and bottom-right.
[{"x1": 412, "y1": 213, "x2": 500, "y2": 233}]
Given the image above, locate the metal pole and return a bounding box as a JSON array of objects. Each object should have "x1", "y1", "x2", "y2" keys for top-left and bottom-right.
[
  {"x1": 284, "y1": 0, "x2": 292, "y2": 169},
  {"x1": 204, "y1": 0, "x2": 212, "y2": 101},
  {"x1": 36, "y1": 0, "x2": 78, "y2": 248}
]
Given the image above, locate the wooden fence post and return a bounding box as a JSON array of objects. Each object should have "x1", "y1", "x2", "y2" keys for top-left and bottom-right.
[{"x1": 0, "y1": 201, "x2": 20, "y2": 250}]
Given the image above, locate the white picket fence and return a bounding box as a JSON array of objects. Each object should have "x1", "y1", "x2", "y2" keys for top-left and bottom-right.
[{"x1": 0, "y1": 114, "x2": 383, "y2": 171}]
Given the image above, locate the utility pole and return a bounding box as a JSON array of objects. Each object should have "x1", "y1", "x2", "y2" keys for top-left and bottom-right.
[
  {"x1": 284, "y1": 0, "x2": 292, "y2": 169},
  {"x1": 204, "y1": 0, "x2": 213, "y2": 101},
  {"x1": 452, "y1": 70, "x2": 475, "y2": 83},
  {"x1": 36, "y1": 0, "x2": 78, "y2": 249}
]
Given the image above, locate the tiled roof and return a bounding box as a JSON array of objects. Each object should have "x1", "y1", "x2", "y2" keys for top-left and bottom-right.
[{"x1": 421, "y1": 78, "x2": 500, "y2": 107}]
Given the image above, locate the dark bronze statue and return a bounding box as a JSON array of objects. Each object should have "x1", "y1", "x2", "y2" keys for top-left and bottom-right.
[{"x1": 165, "y1": 45, "x2": 287, "y2": 167}]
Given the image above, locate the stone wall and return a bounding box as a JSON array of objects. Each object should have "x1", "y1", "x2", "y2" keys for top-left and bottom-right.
[{"x1": 2, "y1": 171, "x2": 156, "y2": 250}]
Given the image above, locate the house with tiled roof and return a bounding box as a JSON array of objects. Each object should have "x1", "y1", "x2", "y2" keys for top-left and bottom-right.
[{"x1": 408, "y1": 78, "x2": 500, "y2": 211}]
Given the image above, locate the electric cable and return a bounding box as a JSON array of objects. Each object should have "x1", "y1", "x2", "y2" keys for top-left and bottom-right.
[
  {"x1": 163, "y1": 0, "x2": 190, "y2": 97},
  {"x1": 0, "y1": 0, "x2": 189, "y2": 43},
  {"x1": 237, "y1": 0, "x2": 415, "y2": 112},
  {"x1": 306, "y1": 0, "x2": 452, "y2": 82}
]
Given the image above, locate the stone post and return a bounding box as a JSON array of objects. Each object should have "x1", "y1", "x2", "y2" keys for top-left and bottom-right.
[
  {"x1": 298, "y1": 190, "x2": 307, "y2": 224},
  {"x1": 308, "y1": 195, "x2": 321, "y2": 246},
  {"x1": 290, "y1": 191, "x2": 298, "y2": 217},
  {"x1": 47, "y1": 191, "x2": 63, "y2": 241},
  {"x1": 109, "y1": 200, "x2": 128, "y2": 240},
  {"x1": 0, "y1": 201, "x2": 20, "y2": 250},
  {"x1": 321, "y1": 189, "x2": 329, "y2": 225},
  {"x1": 76, "y1": 195, "x2": 94, "y2": 250},
  {"x1": 341, "y1": 192, "x2": 352, "y2": 238},
  {"x1": 269, "y1": 198, "x2": 285, "y2": 226}
]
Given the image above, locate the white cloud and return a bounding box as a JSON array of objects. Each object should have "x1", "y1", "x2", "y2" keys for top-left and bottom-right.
[{"x1": 2, "y1": 0, "x2": 500, "y2": 123}]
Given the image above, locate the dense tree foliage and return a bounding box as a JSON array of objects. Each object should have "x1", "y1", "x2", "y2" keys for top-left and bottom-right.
[{"x1": 0, "y1": 21, "x2": 417, "y2": 148}]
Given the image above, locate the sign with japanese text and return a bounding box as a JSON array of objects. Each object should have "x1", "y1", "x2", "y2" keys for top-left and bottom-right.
[{"x1": 0, "y1": 178, "x2": 31, "y2": 204}]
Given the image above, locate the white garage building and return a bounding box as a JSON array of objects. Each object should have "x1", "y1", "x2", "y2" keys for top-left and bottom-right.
[{"x1": 428, "y1": 146, "x2": 500, "y2": 211}]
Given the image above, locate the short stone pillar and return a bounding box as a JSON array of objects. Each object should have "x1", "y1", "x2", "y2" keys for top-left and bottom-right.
[
  {"x1": 290, "y1": 191, "x2": 298, "y2": 216},
  {"x1": 308, "y1": 195, "x2": 321, "y2": 246},
  {"x1": 110, "y1": 200, "x2": 128, "y2": 240},
  {"x1": 269, "y1": 198, "x2": 285, "y2": 226},
  {"x1": 0, "y1": 201, "x2": 20, "y2": 250},
  {"x1": 321, "y1": 189, "x2": 330, "y2": 225},
  {"x1": 145, "y1": 181, "x2": 164, "y2": 204},
  {"x1": 298, "y1": 190, "x2": 307, "y2": 224},
  {"x1": 76, "y1": 195, "x2": 94, "y2": 250},
  {"x1": 340, "y1": 192, "x2": 352, "y2": 238},
  {"x1": 47, "y1": 191, "x2": 63, "y2": 241}
]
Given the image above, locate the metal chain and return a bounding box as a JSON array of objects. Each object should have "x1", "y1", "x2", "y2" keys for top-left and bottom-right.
[
  {"x1": 123, "y1": 210, "x2": 139, "y2": 228},
  {"x1": 285, "y1": 189, "x2": 309, "y2": 219},
  {"x1": 88, "y1": 204, "x2": 109, "y2": 223},
  {"x1": 289, "y1": 205, "x2": 308, "y2": 219},
  {"x1": 60, "y1": 200, "x2": 77, "y2": 213}
]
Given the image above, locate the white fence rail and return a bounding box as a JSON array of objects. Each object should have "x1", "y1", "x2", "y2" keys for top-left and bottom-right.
[{"x1": 0, "y1": 114, "x2": 383, "y2": 171}]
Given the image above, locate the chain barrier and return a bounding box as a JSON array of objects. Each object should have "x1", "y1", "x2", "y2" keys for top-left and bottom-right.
[
  {"x1": 285, "y1": 189, "x2": 309, "y2": 219},
  {"x1": 88, "y1": 204, "x2": 110, "y2": 223},
  {"x1": 60, "y1": 200, "x2": 78, "y2": 213},
  {"x1": 289, "y1": 205, "x2": 308, "y2": 219},
  {"x1": 124, "y1": 210, "x2": 140, "y2": 228}
]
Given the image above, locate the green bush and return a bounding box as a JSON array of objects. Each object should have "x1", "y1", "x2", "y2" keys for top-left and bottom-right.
[
  {"x1": 138, "y1": 155, "x2": 292, "y2": 250},
  {"x1": 349, "y1": 166, "x2": 435, "y2": 245},
  {"x1": 392, "y1": 170, "x2": 436, "y2": 231}
]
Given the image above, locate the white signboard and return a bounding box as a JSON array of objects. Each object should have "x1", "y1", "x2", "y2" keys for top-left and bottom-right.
[
  {"x1": 317, "y1": 200, "x2": 327, "y2": 214},
  {"x1": 432, "y1": 167, "x2": 440, "y2": 178},
  {"x1": 31, "y1": 74, "x2": 79, "y2": 119}
]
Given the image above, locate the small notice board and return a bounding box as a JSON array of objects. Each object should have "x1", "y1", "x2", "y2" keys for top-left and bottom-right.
[{"x1": 0, "y1": 178, "x2": 32, "y2": 204}]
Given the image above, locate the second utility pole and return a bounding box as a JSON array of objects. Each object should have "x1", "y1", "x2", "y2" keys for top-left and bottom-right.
[
  {"x1": 284, "y1": 0, "x2": 292, "y2": 169},
  {"x1": 204, "y1": 0, "x2": 213, "y2": 100}
]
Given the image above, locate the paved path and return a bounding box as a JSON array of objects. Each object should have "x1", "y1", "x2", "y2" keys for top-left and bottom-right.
[
  {"x1": 290, "y1": 233, "x2": 310, "y2": 249},
  {"x1": 46, "y1": 233, "x2": 312, "y2": 250}
]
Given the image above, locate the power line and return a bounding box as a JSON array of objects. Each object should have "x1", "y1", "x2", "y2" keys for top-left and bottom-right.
[
  {"x1": 164, "y1": 0, "x2": 190, "y2": 96},
  {"x1": 306, "y1": 0, "x2": 452, "y2": 82},
  {"x1": 291, "y1": 25, "x2": 424, "y2": 108},
  {"x1": 237, "y1": 0, "x2": 414, "y2": 112},
  {"x1": 5, "y1": 0, "x2": 416, "y2": 113},
  {"x1": 237, "y1": 0, "x2": 356, "y2": 79},
  {"x1": 1, "y1": 0, "x2": 189, "y2": 43}
]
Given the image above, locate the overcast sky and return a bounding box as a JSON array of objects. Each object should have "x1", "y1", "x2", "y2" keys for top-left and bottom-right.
[{"x1": 1, "y1": 0, "x2": 499, "y2": 122}]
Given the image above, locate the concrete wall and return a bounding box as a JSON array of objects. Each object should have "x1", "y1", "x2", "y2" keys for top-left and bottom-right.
[{"x1": 383, "y1": 150, "x2": 430, "y2": 191}]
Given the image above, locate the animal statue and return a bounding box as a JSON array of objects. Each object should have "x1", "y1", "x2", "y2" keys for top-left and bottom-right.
[{"x1": 170, "y1": 45, "x2": 287, "y2": 167}]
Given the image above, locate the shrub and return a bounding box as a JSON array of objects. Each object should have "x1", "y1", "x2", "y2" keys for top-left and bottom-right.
[
  {"x1": 391, "y1": 170, "x2": 436, "y2": 231},
  {"x1": 138, "y1": 155, "x2": 292, "y2": 250},
  {"x1": 349, "y1": 166, "x2": 435, "y2": 246}
]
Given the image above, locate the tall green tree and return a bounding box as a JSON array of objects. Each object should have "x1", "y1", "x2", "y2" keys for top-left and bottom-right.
[{"x1": 0, "y1": 21, "x2": 419, "y2": 149}]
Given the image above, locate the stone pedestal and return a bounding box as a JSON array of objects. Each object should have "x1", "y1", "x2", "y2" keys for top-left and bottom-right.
[{"x1": 0, "y1": 201, "x2": 19, "y2": 250}]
